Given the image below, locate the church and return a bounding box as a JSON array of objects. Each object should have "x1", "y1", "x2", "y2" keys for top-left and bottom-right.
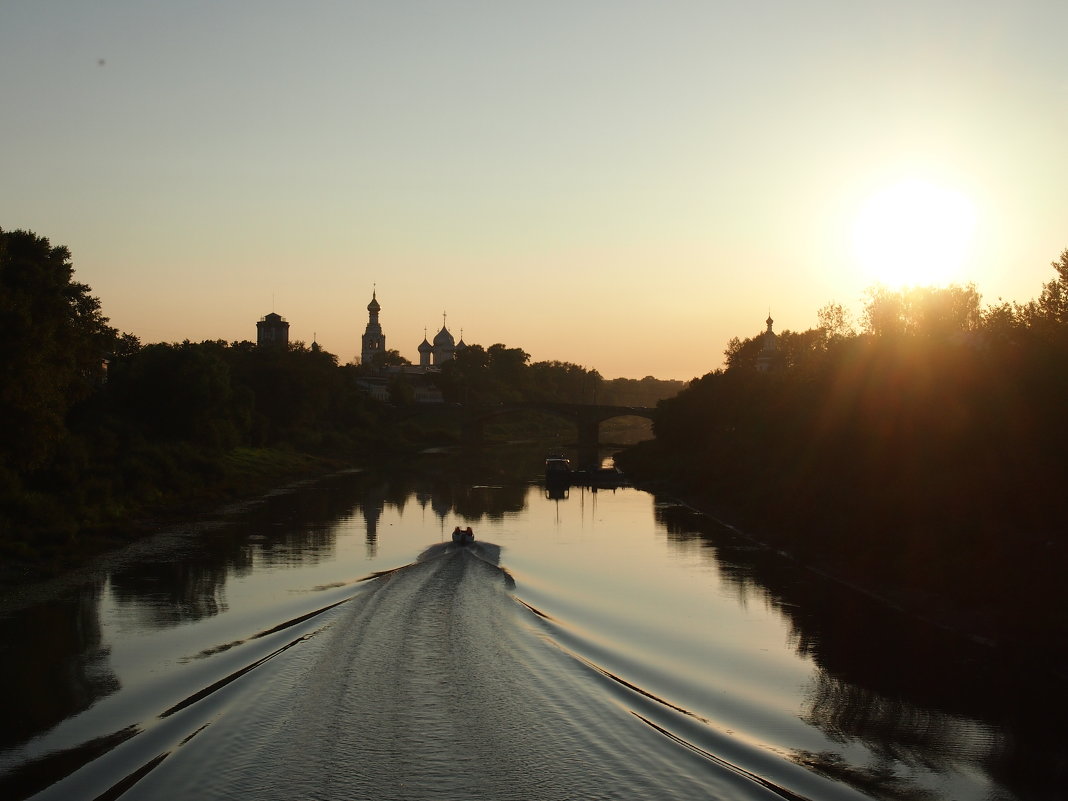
[
  {"x1": 360, "y1": 290, "x2": 466, "y2": 370},
  {"x1": 356, "y1": 290, "x2": 468, "y2": 403},
  {"x1": 756, "y1": 315, "x2": 780, "y2": 372}
]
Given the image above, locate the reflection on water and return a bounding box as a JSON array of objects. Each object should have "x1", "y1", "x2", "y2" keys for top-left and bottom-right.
[
  {"x1": 653, "y1": 500, "x2": 1068, "y2": 800},
  {"x1": 0, "y1": 587, "x2": 117, "y2": 752},
  {"x1": 0, "y1": 450, "x2": 1063, "y2": 800},
  {"x1": 104, "y1": 459, "x2": 535, "y2": 632}
]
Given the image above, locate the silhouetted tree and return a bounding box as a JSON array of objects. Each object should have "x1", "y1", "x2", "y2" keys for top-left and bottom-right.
[
  {"x1": 621, "y1": 249, "x2": 1068, "y2": 658},
  {"x1": 388, "y1": 374, "x2": 416, "y2": 406},
  {"x1": 226, "y1": 340, "x2": 342, "y2": 444},
  {"x1": 725, "y1": 326, "x2": 826, "y2": 373},
  {"x1": 529, "y1": 360, "x2": 603, "y2": 403},
  {"x1": 437, "y1": 344, "x2": 491, "y2": 403},
  {"x1": 724, "y1": 334, "x2": 763, "y2": 371},
  {"x1": 861, "y1": 284, "x2": 982, "y2": 339},
  {"x1": 437, "y1": 343, "x2": 532, "y2": 404},
  {"x1": 486, "y1": 344, "x2": 531, "y2": 400},
  {"x1": 369, "y1": 349, "x2": 410, "y2": 370},
  {"x1": 0, "y1": 229, "x2": 117, "y2": 474},
  {"x1": 1019, "y1": 248, "x2": 1068, "y2": 333},
  {"x1": 110, "y1": 341, "x2": 250, "y2": 448},
  {"x1": 600, "y1": 375, "x2": 684, "y2": 406},
  {"x1": 816, "y1": 302, "x2": 855, "y2": 342}
]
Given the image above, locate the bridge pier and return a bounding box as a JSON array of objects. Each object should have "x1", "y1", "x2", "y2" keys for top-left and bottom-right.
[{"x1": 577, "y1": 420, "x2": 600, "y2": 466}]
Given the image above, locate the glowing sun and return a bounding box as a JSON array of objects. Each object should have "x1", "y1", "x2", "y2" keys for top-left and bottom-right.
[{"x1": 852, "y1": 178, "x2": 977, "y2": 287}]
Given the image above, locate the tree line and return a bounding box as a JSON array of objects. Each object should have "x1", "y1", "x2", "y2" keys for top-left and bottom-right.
[
  {"x1": 374, "y1": 343, "x2": 682, "y2": 408},
  {"x1": 0, "y1": 228, "x2": 681, "y2": 556},
  {"x1": 617, "y1": 249, "x2": 1068, "y2": 654},
  {"x1": 0, "y1": 228, "x2": 384, "y2": 552}
]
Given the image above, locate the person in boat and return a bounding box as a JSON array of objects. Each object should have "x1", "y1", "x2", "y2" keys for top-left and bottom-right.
[{"x1": 452, "y1": 526, "x2": 475, "y2": 545}]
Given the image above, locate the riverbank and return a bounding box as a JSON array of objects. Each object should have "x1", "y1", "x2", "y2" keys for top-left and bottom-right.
[
  {"x1": 620, "y1": 466, "x2": 1068, "y2": 674},
  {"x1": 669, "y1": 487, "x2": 999, "y2": 643},
  {"x1": 0, "y1": 414, "x2": 575, "y2": 590},
  {"x1": 0, "y1": 446, "x2": 348, "y2": 588}
]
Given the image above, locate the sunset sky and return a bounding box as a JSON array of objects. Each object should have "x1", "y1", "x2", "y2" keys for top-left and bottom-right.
[{"x1": 3, "y1": 1, "x2": 1066, "y2": 380}]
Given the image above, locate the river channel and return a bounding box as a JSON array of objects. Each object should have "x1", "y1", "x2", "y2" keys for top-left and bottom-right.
[{"x1": 0, "y1": 449, "x2": 1063, "y2": 800}]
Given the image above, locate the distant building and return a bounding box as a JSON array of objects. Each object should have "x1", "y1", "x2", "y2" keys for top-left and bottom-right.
[
  {"x1": 354, "y1": 369, "x2": 446, "y2": 404},
  {"x1": 355, "y1": 292, "x2": 468, "y2": 404},
  {"x1": 420, "y1": 323, "x2": 466, "y2": 366},
  {"x1": 418, "y1": 330, "x2": 433, "y2": 367},
  {"x1": 756, "y1": 315, "x2": 780, "y2": 372},
  {"x1": 360, "y1": 290, "x2": 386, "y2": 366},
  {"x1": 257, "y1": 312, "x2": 289, "y2": 347},
  {"x1": 431, "y1": 314, "x2": 456, "y2": 366},
  {"x1": 360, "y1": 292, "x2": 468, "y2": 369}
]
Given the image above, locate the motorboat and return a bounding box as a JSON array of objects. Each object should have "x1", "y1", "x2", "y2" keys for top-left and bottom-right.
[
  {"x1": 545, "y1": 454, "x2": 572, "y2": 483},
  {"x1": 545, "y1": 453, "x2": 627, "y2": 490}
]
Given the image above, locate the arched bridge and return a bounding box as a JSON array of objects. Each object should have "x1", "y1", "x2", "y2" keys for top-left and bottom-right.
[
  {"x1": 393, "y1": 402, "x2": 656, "y2": 449},
  {"x1": 461, "y1": 402, "x2": 656, "y2": 449}
]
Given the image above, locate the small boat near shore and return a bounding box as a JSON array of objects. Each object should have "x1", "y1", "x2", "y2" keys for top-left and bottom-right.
[
  {"x1": 545, "y1": 455, "x2": 573, "y2": 484},
  {"x1": 544, "y1": 454, "x2": 627, "y2": 489}
]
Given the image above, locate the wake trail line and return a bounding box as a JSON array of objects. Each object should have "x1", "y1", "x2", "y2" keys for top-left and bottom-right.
[{"x1": 31, "y1": 542, "x2": 804, "y2": 801}]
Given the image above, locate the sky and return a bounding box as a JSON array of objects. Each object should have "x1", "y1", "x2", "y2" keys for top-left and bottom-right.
[{"x1": 3, "y1": 1, "x2": 1066, "y2": 380}]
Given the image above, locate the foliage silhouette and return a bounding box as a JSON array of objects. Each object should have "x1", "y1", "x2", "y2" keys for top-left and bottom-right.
[
  {"x1": 619, "y1": 254, "x2": 1068, "y2": 657},
  {"x1": 0, "y1": 228, "x2": 680, "y2": 567}
]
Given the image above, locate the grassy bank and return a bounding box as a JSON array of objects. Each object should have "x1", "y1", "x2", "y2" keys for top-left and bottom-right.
[{"x1": 0, "y1": 445, "x2": 348, "y2": 586}]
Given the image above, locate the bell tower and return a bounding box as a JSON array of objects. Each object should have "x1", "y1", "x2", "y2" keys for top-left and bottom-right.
[
  {"x1": 756, "y1": 314, "x2": 780, "y2": 372},
  {"x1": 361, "y1": 288, "x2": 386, "y2": 367}
]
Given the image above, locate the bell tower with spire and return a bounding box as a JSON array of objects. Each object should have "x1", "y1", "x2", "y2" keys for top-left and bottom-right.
[
  {"x1": 756, "y1": 313, "x2": 780, "y2": 372},
  {"x1": 361, "y1": 287, "x2": 386, "y2": 368}
]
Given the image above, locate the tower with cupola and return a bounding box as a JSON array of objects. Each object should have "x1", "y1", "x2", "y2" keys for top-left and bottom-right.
[
  {"x1": 361, "y1": 289, "x2": 386, "y2": 367},
  {"x1": 418, "y1": 329, "x2": 433, "y2": 367},
  {"x1": 756, "y1": 314, "x2": 780, "y2": 372}
]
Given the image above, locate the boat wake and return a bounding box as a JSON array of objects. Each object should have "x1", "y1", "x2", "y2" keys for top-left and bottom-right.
[{"x1": 3, "y1": 543, "x2": 852, "y2": 801}]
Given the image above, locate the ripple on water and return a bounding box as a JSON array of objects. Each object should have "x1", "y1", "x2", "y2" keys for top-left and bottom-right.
[{"x1": 14, "y1": 545, "x2": 861, "y2": 801}]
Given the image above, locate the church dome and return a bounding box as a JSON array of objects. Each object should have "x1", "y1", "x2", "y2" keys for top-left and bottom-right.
[
  {"x1": 418, "y1": 337, "x2": 432, "y2": 353},
  {"x1": 433, "y1": 326, "x2": 455, "y2": 347},
  {"x1": 367, "y1": 291, "x2": 380, "y2": 313}
]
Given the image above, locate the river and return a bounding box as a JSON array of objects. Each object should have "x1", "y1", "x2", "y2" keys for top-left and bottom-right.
[{"x1": 0, "y1": 450, "x2": 1063, "y2": 800}]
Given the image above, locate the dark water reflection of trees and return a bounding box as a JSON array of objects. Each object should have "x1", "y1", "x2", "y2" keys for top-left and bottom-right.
[
  {"x1": 22, "y1": 451, "x2": 1064, "y2": 799},
  {"x1": 653, "y1": 500, "x2": 1068, "y2": 801},
  {"x1": 2, "y1": 450, "x2": 542, "y2": 758},
  {"x1": 0, "y1": 586, "x2": 117, "y2": 751},
  {"x1": 108, "y1": 450, "x2": 541, "y2": 629}
]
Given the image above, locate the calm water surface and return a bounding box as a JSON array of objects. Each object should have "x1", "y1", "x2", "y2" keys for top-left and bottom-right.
[{"x1": 0, "y1": 453, "x2": 1063, "y2": 800}]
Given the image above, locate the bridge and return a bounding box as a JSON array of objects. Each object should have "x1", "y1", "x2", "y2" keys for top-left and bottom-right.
[
  {"x1": 462, "y1": 402, "x2": 656, "y2": 450},
  {"x1": 393, "y1": 401, "x2": 656, "y2": 451}
]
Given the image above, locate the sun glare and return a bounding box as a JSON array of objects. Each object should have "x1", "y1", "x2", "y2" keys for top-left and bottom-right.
[{"x1": 852, "y1": 178, "x2": 977, "y2": 288}]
